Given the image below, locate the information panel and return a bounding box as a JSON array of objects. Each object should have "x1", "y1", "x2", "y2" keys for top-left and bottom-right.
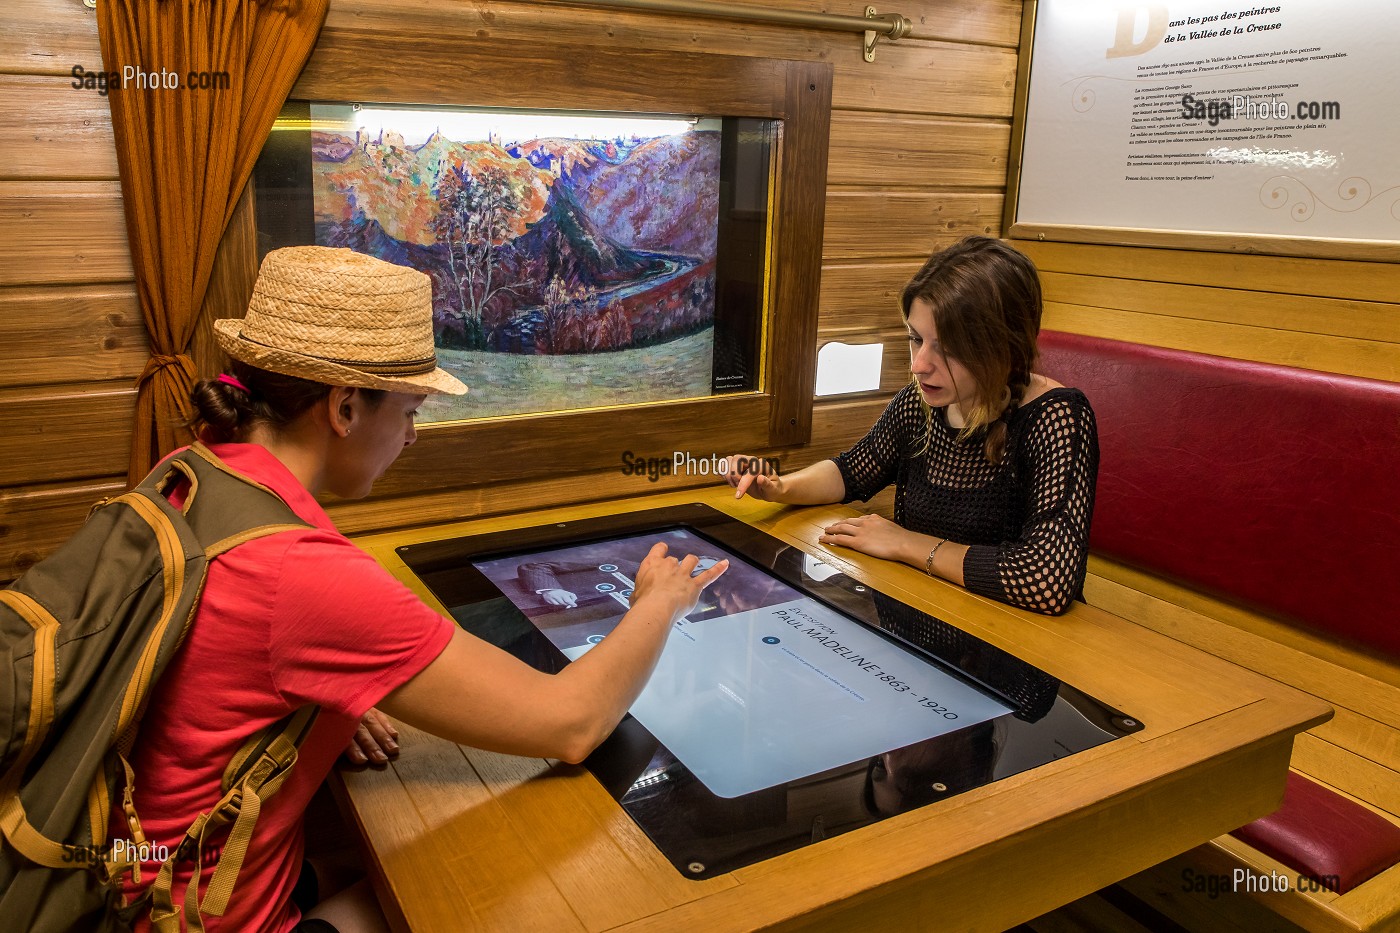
[
  {"x1": 475, "y1": 529, "x2": 1013, "y2": 798},
  {"x1": 1016, "y1": 0, "x2": 1400, "y2": 243}
]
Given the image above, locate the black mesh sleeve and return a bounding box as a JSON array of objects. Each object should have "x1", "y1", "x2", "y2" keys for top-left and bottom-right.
[
  {"x1": 962, "y1": 393, "x2": 1099, "y2": 615},
  {"x1": 833, "y1": 384, "x2": 920, "y2": 503}
]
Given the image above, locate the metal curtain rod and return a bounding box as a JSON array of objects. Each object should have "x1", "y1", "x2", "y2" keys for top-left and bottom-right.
[
  {"x1": 80, "y1": 0, "x2": 912, "y2": 60},
  {"x1": 567, "y1": 0, "x2": 914, "y2": 62}
]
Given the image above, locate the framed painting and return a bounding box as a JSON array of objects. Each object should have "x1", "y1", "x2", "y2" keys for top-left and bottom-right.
[
  {"x1": 207, "y1": 30, "x2": 833, "y2": 496},
  {"x1": 254, "y1": 104, "x2": 769, "y2": 425}
]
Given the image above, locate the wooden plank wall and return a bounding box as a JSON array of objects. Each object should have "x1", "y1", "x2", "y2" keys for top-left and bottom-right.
[
  {"x1": 1008, "y1": 241, "x2": 1400, "y2": 384},
  {"x1": 0, "y1": 0, "x2": 1020, "y2": 580},
  {"x1": 0, "y1": 0, "x2": 140, "y2": 580}
]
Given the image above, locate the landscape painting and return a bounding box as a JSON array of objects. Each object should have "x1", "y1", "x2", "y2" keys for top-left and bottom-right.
[{"x1": 309, "y1": 105, "x2": 722, "y2": 422}]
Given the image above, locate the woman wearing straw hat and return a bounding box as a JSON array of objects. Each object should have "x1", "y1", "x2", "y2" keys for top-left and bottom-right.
[{"x1": 115, "y1": 246, "x2": 728, "y2": 933}]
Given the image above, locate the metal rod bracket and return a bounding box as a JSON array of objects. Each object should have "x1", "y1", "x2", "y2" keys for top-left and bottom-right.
[{"x1": 864, "y1": 7, "x2": 911, "y2": 63}]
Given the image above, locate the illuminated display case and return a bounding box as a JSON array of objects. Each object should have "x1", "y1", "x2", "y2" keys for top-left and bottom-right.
[{"x1": 208, "y1": 35, "x2": 832, "y2": 495}]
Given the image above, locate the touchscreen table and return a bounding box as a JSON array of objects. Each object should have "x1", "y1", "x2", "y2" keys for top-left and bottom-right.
[
  {"x1": 475, "y1": 529, "x2": 1015, "y2": 799},
  {"x1": 347, "y1": 490, "x2": 1331, "y2": 932},
  {"x1": 398, "y1": 503, "x2": 1143, "y2": 878}
]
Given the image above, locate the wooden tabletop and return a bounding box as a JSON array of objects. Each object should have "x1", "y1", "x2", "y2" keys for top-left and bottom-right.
[{"x1": 342, "y1": 489, "x2": 1332, "y2": 933}]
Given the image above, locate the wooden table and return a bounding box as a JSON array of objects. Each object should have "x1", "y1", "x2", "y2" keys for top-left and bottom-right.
[{"x1": 341, "y1": 489, "x2": 1331, "y2": 933}]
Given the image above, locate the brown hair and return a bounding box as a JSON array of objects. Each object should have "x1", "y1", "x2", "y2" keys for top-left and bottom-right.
[
  {"x1": 190, "y1": 360, "x2": 385, "y2": 444},
  {"x1": 900, "y1": 236, "x2": 1043, "y2": 464}
]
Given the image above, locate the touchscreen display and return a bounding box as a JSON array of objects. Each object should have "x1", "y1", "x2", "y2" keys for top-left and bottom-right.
[{"x1": 474, "y1": 528, "x2": 1015, "y2": 798}]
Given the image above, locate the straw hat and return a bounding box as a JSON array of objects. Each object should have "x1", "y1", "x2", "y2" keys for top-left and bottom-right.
[{"x1": 215, "y1": 246, "x2": 468, "y2": 395}]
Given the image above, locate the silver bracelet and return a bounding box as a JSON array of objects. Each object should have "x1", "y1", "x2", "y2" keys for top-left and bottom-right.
[{"x1": 925, "y1": 538, "x2": 946, "y2": 576}]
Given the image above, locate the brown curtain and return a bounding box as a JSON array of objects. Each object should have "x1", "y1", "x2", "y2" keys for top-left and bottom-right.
[{"x1": 98, "y1": 0, "x2": 329, "y2": 486}]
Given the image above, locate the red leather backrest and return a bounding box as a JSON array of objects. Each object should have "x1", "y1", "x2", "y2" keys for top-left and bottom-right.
[{"x1": 1038, "y1": 331, "x2": 1400, "y2": 659}]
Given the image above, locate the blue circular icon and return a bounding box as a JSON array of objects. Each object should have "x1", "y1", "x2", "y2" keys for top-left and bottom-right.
[
  {"x1": 599, "y1": 563, "x2": 618, "y2": 573},
  {"x1": 621, "y1": 589, "x2": 633, "y2": 598},
  {"x1": 587, "y1": 634, "x2": 606, "y2": 645},
  {"x1": 762, "y1": 636, "x2": 781, "y2": 645},
  {"x1": 595, "y1": 583, "x2": 616, "y2": 592}
]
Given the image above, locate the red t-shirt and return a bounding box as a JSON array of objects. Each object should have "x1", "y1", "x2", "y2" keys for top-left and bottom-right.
[{"x1": 116, "y1": 443, "x2": 455, "y2": 932}]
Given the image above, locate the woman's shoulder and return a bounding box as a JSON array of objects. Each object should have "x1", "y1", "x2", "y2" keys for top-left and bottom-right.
[
  {"x1": 1021, "y1": 373, "x2": 1064, "y2": 405},
  {"x1": 1020, "y1": 374, "x2": 1091, "y2": 410},
  {"x1": 1011, "y1": 376, "x2": 1095, "y2": 430}
]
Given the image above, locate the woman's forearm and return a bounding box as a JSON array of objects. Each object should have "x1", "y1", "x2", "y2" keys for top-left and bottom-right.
[
  {"x1": 549, "y1": 594, "x2": 680, "y2": 759},
  {"x1": 772, "y1": 459, "x2": 847, "y2": 505},
  {"x1": 895, "y1": 529, "x2": 968, "y2": 586}
]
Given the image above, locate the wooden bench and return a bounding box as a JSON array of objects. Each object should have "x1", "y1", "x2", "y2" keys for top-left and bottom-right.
[{"x1": 1038, "y1": 331, "x2": 1400, "y2": 933}]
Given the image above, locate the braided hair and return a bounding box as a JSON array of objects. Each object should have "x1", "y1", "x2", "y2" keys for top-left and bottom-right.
[{"x1": 900, "y1": 237, "x2": 1043, "y2": 465}]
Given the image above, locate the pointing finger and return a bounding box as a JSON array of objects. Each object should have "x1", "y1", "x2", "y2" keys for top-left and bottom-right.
[
  {"x1": 734, "y1": 471, "x2": 756, "y2": 499},
  {"x1": 693, "y1": 559, "x2": 729, "y2": 590}
]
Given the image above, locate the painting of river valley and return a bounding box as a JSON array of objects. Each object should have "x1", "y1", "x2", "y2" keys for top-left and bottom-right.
[{"x1": 310, "y1": 105, "x2": 721, "y2": 422}]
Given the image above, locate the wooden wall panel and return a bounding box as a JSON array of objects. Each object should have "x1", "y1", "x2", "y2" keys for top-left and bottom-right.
[
  {"x1": 0, "y1": 285, "x2": 148, "y2": 389},
  {"x1": 823, "y1": 191, "x2": 1001, "y2": 260},
  {"x1": 831, "y1": 41, "x2": 1015, "y2": 117},
  {"x1": 1040, "y1": 272, "x2": 1400, "y2": 345},
  {"x1": 313, "y1": 2, "x2": 1016, "y2": 117},
  {"x1": 295, "y1": 31, "x2": 791, "y2": 117},
  {"x1": 0, "y1": 383, "x2": 134, "y2": 486},
  {"x1": 1017, "y1": 240, "x2": 1400, "y2": 384},
  {"x1": 0, "y1": 0, "x2": 100, "y2": 76},
  {"x1": 0, "y1": 181, "x2": 133, "y2": 286},
  {"x1": 827, "y1": 114, "x2": 1009, "y2": 189},
  {"x1": 0, "y1": 74, "x2": 119, "y2": 180},
  {"x1": 323, "y1": 0, "x2": 1020, "y2": 54},
  {"x1": 1022, "y1": 241, "x2": 1400, "y2": 304},
  {"x1": 818, "y1": 261, "x2": 921, "y2": 335},
  {"x1": 1042, "y1": 302, "x2": 1400, "y2": 382},
  {"x1": 893, "y1": 0, "x2": 1021, "y2": 47}
]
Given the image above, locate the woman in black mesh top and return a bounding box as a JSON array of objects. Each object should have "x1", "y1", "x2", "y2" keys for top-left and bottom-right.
[{"x1": 726, "y1": 236, "x2": 1098, "y2": 615}]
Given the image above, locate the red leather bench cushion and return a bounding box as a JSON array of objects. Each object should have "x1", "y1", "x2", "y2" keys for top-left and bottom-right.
[
  {"x1": 1037, "y1": 331, "x2": 1400, "y2": 659},
  {"x1": 1230, "y1": 771, "x2": 1400, "y2": 894}
]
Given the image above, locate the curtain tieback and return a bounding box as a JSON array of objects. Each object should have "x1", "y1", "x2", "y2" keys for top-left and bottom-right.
[{"x1": 137, "y1": 354, "x2": 198, "y2": 389}]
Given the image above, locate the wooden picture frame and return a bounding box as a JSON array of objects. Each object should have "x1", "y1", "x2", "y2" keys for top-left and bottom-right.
[{"x1": 204, "y1": 28, "x2": 833, "y2": 498}]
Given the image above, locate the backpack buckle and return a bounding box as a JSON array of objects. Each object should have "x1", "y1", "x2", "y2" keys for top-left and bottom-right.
[
  {"x1": 121, "y1": 785, "x2": 147, "y2": 847},
  {"x1": 214, "y1": 786, "x2": 245, "y2": 823},
  {"x1": 99, "y1": 844, "x2": 141, "y2": 887}
]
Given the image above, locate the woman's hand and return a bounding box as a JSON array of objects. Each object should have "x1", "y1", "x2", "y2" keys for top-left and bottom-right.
[
  {"x1": 630, "y1": 542, "x2": 729, "y2": 623},
  {"x1": 721, "y1": 454, "x2": 785, "y2": 501},
  {"x1": 819, "y1": 513, "x2": 916, "y2": 562},
  {"x1": 344, "y1": 707, "x2": 399, "y2": 766}
]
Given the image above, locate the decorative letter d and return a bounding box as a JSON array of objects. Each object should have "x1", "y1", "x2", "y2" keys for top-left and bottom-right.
[{"x1": 1106, "y1": 5, "x2": 1168, "y2": 59}]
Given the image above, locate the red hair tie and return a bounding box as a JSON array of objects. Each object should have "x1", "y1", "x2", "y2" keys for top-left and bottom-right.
[{"x1": 217, "y1": 373, "x2": 250, "y2": 393}]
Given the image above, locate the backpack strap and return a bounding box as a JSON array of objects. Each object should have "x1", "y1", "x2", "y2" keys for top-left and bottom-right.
[
  {"x1": 136, "y1": 443, "x2": 310, "y2": 550},
  {"x1": 204, "y1": 524, "x2": 312, "y2": 561},
  {"x1": 118, "y1": 447, "x2": 317, "y2": 913},
  {"x1": 111, "y1": 449, "x2": 313, "y2": 756},
  {"x1": 0, "y1": 591, "x2": 59, "y2": 781},
  {"x1": 0, "y1": 591, "x2": 79, "y2": 869},
  {"x1": 146, "y1": 706, "x2": 319, "y2": 933},
  {"x1": 184, "y1": 441, "x2": 285, "y2": 500}
]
